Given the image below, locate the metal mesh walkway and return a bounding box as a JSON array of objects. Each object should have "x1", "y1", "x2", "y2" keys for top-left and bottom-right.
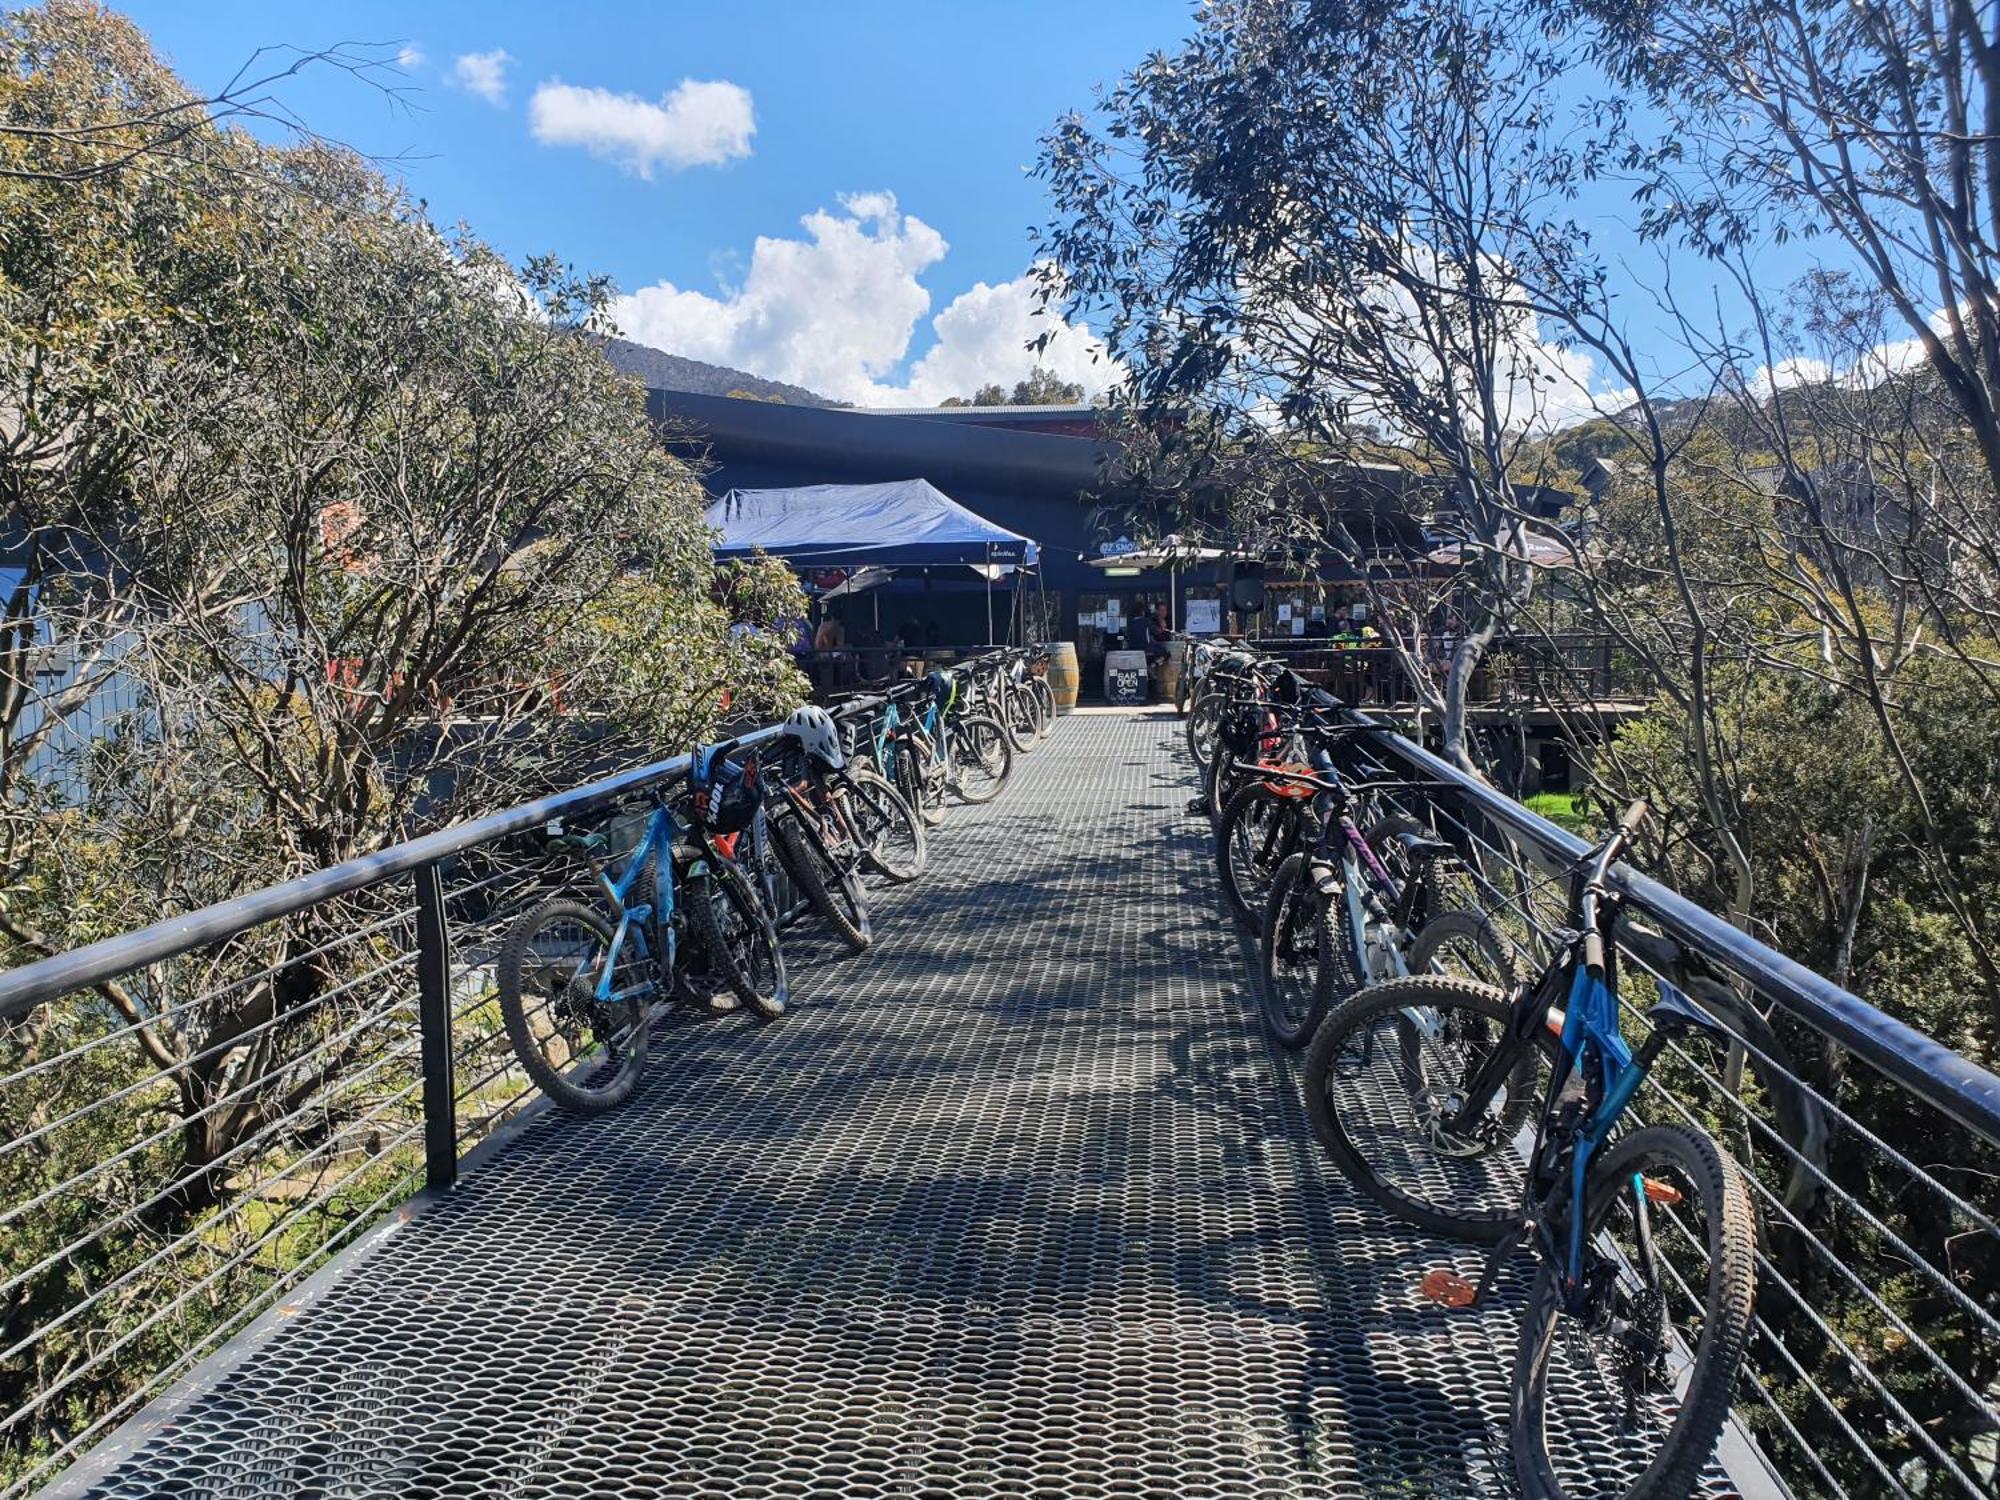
[{"x1": 59, "y1": 708, "x2": 1543, "y2": 1499}]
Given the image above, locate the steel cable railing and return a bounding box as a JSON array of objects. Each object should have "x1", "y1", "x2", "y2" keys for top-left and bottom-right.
[
  {"x1": 0, "y1": 647, "x2": 1036, "y2": 1496},
  {"x1": 1181, "y1": 638, "x2": 2000, "y2": 1500}
]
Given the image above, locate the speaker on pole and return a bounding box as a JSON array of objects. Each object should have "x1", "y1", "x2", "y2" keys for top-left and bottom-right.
[{"x1": 1227, "y1": 560, "x2": 1266, "y2": 617}]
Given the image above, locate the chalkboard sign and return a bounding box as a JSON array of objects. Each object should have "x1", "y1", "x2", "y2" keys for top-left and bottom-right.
[{"x1": 1104, "y1": 649, "x2": 1148, "y2": 706}]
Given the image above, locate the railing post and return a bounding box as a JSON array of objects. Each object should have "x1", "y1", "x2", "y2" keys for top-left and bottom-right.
[{"x1": 413, "y1": 860, "x2": 458, "y2": 1192}]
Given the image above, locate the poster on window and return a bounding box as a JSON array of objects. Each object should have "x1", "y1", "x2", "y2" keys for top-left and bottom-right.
[{"x1": 1185, "y1": 599, "x2": 1222, "y2": 635}]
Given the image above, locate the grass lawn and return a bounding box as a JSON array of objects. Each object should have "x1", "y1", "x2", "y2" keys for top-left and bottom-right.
[{"x1": 1523, "y1": 789, "x2": 1593, "y2": 836}]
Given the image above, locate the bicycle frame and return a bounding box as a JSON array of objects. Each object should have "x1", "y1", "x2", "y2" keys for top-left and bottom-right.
[
  {"x1": 1248, "y1": 744, "x2": 1430, "y2": 985},
  {"x1": 1552, "y1": 964, "x2": 1643, "y2": 1283},
  {"x1": 1442, "y1": 807, "x2": 1682, "y2": 1294},
  {"x1": 588, "y1": 805, "x2": 681, "y2": 1005}
]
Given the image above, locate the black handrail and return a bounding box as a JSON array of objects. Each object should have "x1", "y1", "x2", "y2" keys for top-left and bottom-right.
[
  {"x1": 1336, "y1": 697, "x2": 2000, "y2": 1148},
  {"x1": 0, "y1": 651, "x2": 1023, "y2": 1021}
]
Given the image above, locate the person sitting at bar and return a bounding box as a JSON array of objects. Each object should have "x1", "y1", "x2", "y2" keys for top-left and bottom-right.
[{"x1": 814, "y1": 614, "x2": 846, "y2": 651}]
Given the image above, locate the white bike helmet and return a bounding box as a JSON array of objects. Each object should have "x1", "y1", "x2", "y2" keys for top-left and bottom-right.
[{"x1": 784, "y1": 704, "x2": 844, "y2": 769}]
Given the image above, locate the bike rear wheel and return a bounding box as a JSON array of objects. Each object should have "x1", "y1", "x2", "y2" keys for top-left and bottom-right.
[
  {"x1": 1406, "y1": 907, "x2": 1531, "y2": 992},
  {"x1": 771, "y1": 809, "x2": 871, "y2": 953},
  {"x1": 1513, "y1": 1124, "x2": 1756, "y2": 1500},
  {"x1": 691, "y1": 866, "x2": 788, "y2": 1018},
  {"x1": 497, "y1": 899, "x2": 649, "y2": 1112},
  {"x1": 1304, "y1": 974, "x2": 1556, "y2": 1239}
]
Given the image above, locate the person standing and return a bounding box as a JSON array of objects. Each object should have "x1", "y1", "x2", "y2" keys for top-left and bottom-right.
[{"x1": 1124, "y1": 599, "x2": 1154, "y2": 655}]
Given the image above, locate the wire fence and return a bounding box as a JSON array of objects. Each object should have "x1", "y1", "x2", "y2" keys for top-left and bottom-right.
[{"x1": 6, "y1": 643, "x2": 1994, "y2": 1497}]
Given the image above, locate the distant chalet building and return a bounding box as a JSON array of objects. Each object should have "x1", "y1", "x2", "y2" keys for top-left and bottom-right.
[{"x1": 1747, "y1": 459, "x2": 1951, "y2": 588}]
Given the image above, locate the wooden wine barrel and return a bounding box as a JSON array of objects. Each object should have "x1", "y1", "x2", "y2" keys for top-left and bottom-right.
[
  {"x1": 1155, "y1": 655, "x2": 1182, "y2": 706},
  {"x1": 1047, "y1": 641, "x2": 1081, "y2": 713}
]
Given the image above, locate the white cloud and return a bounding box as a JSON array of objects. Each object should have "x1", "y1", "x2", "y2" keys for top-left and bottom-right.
[
  {"x1": 452, "y1": 50, "x2": 512, "y2": 107},
  {"x1": 886, "y1": 271, "x2": 1112, "y2": 405},
  {"x1": 529, "y1": 78, "x2": 754, "y2": 176},
  {"x1": 609, "y1": 193, "x2": 1115, "y2": 405},
  {"x1": 395, "y1": 44, "x2": 425, "y2": 70}
]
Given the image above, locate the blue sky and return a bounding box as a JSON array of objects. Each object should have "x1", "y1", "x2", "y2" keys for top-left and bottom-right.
[
  {"x1": 117, "y1": 0, "x2": 1198, "y2": 405},
  {"x1": 114, "y1": 1, "x2": 1846, "y2": 414}
]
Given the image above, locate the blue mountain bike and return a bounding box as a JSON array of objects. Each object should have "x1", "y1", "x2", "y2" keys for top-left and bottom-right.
[
  {"x1": 497, "y1": 749, "x2": 786, "y2": 1113},
  {"x1": 1303, "y1": 802, "x2": 1757, "y2": 1499}
]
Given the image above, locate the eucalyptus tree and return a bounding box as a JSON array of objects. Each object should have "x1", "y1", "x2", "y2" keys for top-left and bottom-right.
[
  {"x1": 1550, "y1": 0, "x2": 2000, "y2": 1003},
  {"x1": 1035, "y1": 0, "x2": 1602, "y2": 771}
]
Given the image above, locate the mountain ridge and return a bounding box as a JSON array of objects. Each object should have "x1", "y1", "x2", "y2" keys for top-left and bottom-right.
[{"x1": 594, "y1": 334, "x2": 837, "y2": 407}]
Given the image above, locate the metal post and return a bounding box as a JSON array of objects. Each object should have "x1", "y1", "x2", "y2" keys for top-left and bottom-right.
[{"x1": 413, "y1": 861, "x2": 458, "y2": 1191}]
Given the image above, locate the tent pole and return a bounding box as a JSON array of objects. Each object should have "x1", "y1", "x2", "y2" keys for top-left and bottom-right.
[{"x1": 985, "y1": 543, "x2": 994, "y2": 645}]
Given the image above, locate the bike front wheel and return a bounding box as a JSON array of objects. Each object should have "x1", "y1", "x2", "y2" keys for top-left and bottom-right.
[
  {"x1": 497, "y1": 899, "x2": 649, "y2": 1112},
  {"x1": 848, "y1": 769, "x2": 927, "y2": 882},
  {"x1": 770, "y1": 810, "x2": 872, "y2": 953},
  {"x1": 949, "y1": 714, "x2": 1011, "y2": 802},
  {"x1": 1259, "y1": 853, "x2": 1333, "y2": 1047},
  {"x1": 1303, "y1": 974, "x2": 1557, "y2": 1240},
  {"x1": 1513, "y1": 1124, "x2": 1757, "y2": 1500},
  {"x1": 1029, "y1": 676, "x2": 1054, "y2": 732},
  {"x1": 897, "y1": 741, "x2": 945, "y2": 827},
  {"x1": 1001, "y1": 687, "x2": 1039, "y2": 753},
  {"x1": 1186, "y1": 689, "x2": 1224, "y2": 769},
  {"x1": 1217, "y1": 782, "x2": 1305, "y2": 927}
]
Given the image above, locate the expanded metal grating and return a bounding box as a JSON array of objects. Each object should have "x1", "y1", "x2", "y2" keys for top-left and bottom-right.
[{"x1": 54, "y1": 709, "x2": 1662, "y2": 1499}]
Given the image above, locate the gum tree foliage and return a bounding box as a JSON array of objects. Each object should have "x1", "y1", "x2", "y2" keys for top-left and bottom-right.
[
  {"x1": 1556, "y1": 0, "x2": 2000, "y2": 1005},
  {"x1": 0, "y1": 5, "x2": 803, "y2": 1474},
  {"x1": 1033, "y1": 0, "x2": 1596, "y2": 772}
]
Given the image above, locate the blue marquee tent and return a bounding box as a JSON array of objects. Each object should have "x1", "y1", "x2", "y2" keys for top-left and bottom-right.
[{"x1": 706, "y1": 478, "x2": 1039, "y2": 567}]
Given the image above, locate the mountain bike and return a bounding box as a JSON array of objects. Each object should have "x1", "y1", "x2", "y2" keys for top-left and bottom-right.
[
  {"x1": 764, "y1": 747, "x2": 874, "y2": 953},
  {"x1": 1253, "y1": 731, "x2": 1519, "y2": 1046},
  {"x1": 965, "y1": 654, "x2": 1040, "y2": 755},
  {"x1": 900, "y1": 673, "x2": 1011, "y2": 816},
  {"x1": 1303, "y1": 802, "x2": 1757, "y2": 1499},
  {"x1": 497, "y1": 769, "x2": 786, "y2": 1113}
]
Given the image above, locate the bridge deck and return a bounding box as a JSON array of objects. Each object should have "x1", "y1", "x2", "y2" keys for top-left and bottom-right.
[{"x1": 63, "y1": 708, "x2": 1542, "y2": 1499}]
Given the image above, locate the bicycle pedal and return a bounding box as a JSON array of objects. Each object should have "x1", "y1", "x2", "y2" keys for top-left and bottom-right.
[
  {"x1": 1641, "y1": 1176, "x2": 1683, "y2": 1206},
  {"x1": 1418, "y1": 1269, "x2": 1479, "y2": 1309}
]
